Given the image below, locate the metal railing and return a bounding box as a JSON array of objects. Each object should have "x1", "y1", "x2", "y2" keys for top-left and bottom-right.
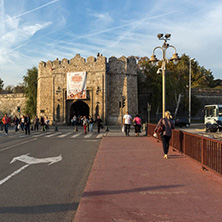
[{"x1": 147, "y1": 123, "x2": 222, "y2": 176}]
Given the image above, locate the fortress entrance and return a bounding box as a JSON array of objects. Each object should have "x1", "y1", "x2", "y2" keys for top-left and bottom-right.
[{"x1": 70, "y1": 101, "x2": 89, "y2": 120}]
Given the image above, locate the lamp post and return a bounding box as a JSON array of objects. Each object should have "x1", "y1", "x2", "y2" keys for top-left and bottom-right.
[
  {"x1": 189, "y1": 58, "x2": 194, "y2": 124},
  {"x1": 149, "y1": 34, "x2": 179, "y2": 118}
]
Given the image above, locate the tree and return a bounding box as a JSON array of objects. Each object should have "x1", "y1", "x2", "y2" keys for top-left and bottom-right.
[
  {"x1": 4, "y1": 85, "x2": 14, "y2": 93},
  {"x1": 23, "y1": 66, "x2": 38, "y2": 118},
  {"x1": 137, "y1": 53, "x2": 216, "y2": 119},
  {"x1": 13, "y1": 83, "x2": 25, "y2": 93},
  {"x1": 0, "y1": 78, "x2": 4, "y2": 92}
]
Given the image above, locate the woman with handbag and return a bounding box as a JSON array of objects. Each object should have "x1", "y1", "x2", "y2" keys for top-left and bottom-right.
[
  {"x1": 154, "y1": 111, "x2": 175, "y2": 159},
  {"x1": 133, "y1": 114, "x2": 141, "y2": 136}
]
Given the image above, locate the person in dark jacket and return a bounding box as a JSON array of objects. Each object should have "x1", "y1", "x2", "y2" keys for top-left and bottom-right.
[
  {"x1": 24, "y1": 114, "x2": 31, "y2": 135},
  {"x1": 13, "y1": 115, "x2": 19, "y2": 132},
  {"x1": 154, "y1": 111, "x2": 175, "y2": 159},
  {"x1": 95, "y1": 115, "x2": 102, "y2": 133}
]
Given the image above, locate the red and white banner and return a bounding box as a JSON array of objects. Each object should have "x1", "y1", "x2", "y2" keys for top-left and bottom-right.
[{"x1": 67, "y1": 71, "x2": 87, "y2": 99}]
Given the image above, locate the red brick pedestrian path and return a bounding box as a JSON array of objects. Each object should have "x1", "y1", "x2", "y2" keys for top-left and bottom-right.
[{"x1": 74, "y1": 136, "x2": 222, "y2": 222}]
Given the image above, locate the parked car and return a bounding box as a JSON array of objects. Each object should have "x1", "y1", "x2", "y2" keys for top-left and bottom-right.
[{"x1": 174, "y1": 117, "x2": 190, "y2": 128}]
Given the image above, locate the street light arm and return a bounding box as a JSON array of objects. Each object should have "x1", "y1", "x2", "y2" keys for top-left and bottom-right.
[
  {"x1": 152, "y1": 46, "x2": 163, "y2": 55},
  {"x1": 168, "y1": 45, "x2": 177, "y2": 53}
]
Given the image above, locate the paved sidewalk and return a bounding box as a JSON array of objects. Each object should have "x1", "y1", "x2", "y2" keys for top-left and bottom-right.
[{"x1": 73, "y1": 134, "x2": 222, "y2": 222}]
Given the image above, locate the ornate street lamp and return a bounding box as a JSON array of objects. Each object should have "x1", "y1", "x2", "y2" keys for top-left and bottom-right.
[{"x1": 149, "y1": 34, "x2": 180, "y2": 118}]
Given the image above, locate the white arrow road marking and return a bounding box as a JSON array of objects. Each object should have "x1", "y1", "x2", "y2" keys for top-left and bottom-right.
[
  {"x1": 0, "y1": 154, "x2": 62, "y2": 186},
  {"x1": 10, "y1": 153, "x2": 62, "y2": 165}
]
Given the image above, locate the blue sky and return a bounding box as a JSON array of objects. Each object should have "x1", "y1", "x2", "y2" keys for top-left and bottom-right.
[{"x1": 0, "y1": 0, "x2": 222, "y2": 86}]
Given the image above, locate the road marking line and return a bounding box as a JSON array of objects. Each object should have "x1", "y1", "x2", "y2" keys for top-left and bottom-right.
[
  {"x1": 85, "y1": 140, "x2": 98, "y2": 142},
  {"x1": 96, "y1": 133, "x2": 104, "y2": 138},
  {"x1": 0, "y1": 164, "x2": 29, "y2": 186},
  {"x1": 58, "y1": 132, "x2": 72, "y2": 138},
  {"x1": 32, "y1": 132, "x2": 51, "y2": 137},
  {"x1": 71, "y1": 133, "x2": 82, "y2": 138},
  {"x1": 0, "y1": 138, "x2": 37, "y2": 153},
  {"x1": 45, "y1": 132, "x2": 61, "y2": 137},
  {"x1": 84, "y1": 133, "x2": 93, "y2": 138}
]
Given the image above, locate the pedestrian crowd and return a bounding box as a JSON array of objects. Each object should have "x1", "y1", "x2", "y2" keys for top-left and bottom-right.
[
  {"x1": 1, "y1": 113, "x2": 105, "y2": 136},
  {"x1": 71, "y1": 114, "x2": 103, "y2": 134},
  {"x1": 123, "y1": 112, "x2": 142, "y2": 137},
  {"x1": 1, "y1": 114, "x2": 50, "y2": 136},
  {"x1": 2, "y1": 110, "x2": 175, "y2": 161}
]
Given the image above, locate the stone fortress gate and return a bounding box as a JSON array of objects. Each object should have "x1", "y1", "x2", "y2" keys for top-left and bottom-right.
[{"x1": 37, "y1": 54, "x2": 138, "y2": 125}]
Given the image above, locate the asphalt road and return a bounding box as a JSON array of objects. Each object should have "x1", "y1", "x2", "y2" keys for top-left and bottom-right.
[{"x1": 0, "y1": 129, "x2": 101, "y2": 222}]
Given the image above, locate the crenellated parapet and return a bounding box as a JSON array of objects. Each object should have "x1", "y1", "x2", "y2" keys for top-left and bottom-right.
[
  {"x1": 38, "y1": 54, "x2": 107, "y2": 78},
  {"x1": 108, "y1": 56, "x2": 137, "y2": 75},
  {"x1": 38, "y1": 54, "x2": 137, "y2": 78}
]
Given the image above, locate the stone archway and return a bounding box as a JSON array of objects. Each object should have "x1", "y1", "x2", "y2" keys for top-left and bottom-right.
[{"x1": 70, "y1": 101, "x2": 89, "y2": 120}]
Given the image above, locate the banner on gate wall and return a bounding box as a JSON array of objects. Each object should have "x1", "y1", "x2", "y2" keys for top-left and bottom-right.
[{"x1": 67, "y1": 71, "x2": 87, "y2": 99}]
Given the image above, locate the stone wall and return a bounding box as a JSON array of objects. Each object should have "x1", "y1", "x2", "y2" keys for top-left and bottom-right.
[
  {"x1": 37, "y1": 54, "x2": 138, "y2": 125},
  {"x1": 106, "y1": 56, "x2": 138, "y2": 124},
  {"x1": 0, "y1": 93, "x2": 26, "y2": 119}
]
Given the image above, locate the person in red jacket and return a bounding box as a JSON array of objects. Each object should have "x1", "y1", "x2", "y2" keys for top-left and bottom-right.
[{"x1": 2, "y1": 113, "x2": 10, "y2": 135}]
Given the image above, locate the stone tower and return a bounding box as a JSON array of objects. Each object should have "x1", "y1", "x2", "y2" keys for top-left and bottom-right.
[{"x1": 37, "y1": 54, "x2": 138, "y2": 125}]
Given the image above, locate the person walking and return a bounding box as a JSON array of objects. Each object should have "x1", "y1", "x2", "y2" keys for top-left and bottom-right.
[
  {"x1": 88, "y1": 115, "x2": 94, "y2": 132},
  {"x1": 2, "y1": 113, "x2": 10, "y2": 135},
  {"x1": 20, "y1": 115, "x2": 25, "y2": 132},
  {"x1": 13, "y1": 115, "x2": 19, "y2": 132},
  {"x1": 24, "y1": 114, "x2": 31, "y2": 135},
  {"x1": 82, "y1": 116, "x2": 89, "y2": 134},
  {"x1": 133, "y1": 114, "x2": 142, "y2": 136},
  {"x1": 40, "y1": 116, "x2": 45, "y2": 131},
  {"x1": 95, "y1": 115, "x2": 102, "y2": 133},
  {"x1": 72, "y1": 114, "x2": 77, "y2": 132},
  {"x1": 33, "y1": 116, "x2": 39, "y2": 131},
  {"x1": 123, "y1": 111, "x2": 132, "y2": 136},
  {"x1": 45, "y1": 117, "x2": 49, "y2": 130},
  {"x1": 154, "y1": 111, "x2": 175, "y2": 159}
]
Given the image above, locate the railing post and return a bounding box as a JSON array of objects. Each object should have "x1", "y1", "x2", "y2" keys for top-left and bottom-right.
[
  {"x1": 183, "y1": 132, "x2": 186, "y2": 154},
  {"x1": 201, "y1": 137, "x2": 204, "y2": 165}
]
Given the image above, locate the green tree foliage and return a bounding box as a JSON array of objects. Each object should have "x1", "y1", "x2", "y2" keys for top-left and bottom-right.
[
  {"x1": 23, "y1": 66, "x2": 38, "y2": 118},
  {"x1": 13, "y1": 83, "x2": 25, "y2": 93},
  {"x1": 137, "y1": 56, "x2": 162, "y2": 116},
  {"x1": 0, "y1": 78, "x2": 4, "y2": 92},
  {"x1": 137, "y1": 54, "x2": 216, "y2": 117},
  {"x1": 4, "y1": 85, "x2": 14, "y2": 93}
]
